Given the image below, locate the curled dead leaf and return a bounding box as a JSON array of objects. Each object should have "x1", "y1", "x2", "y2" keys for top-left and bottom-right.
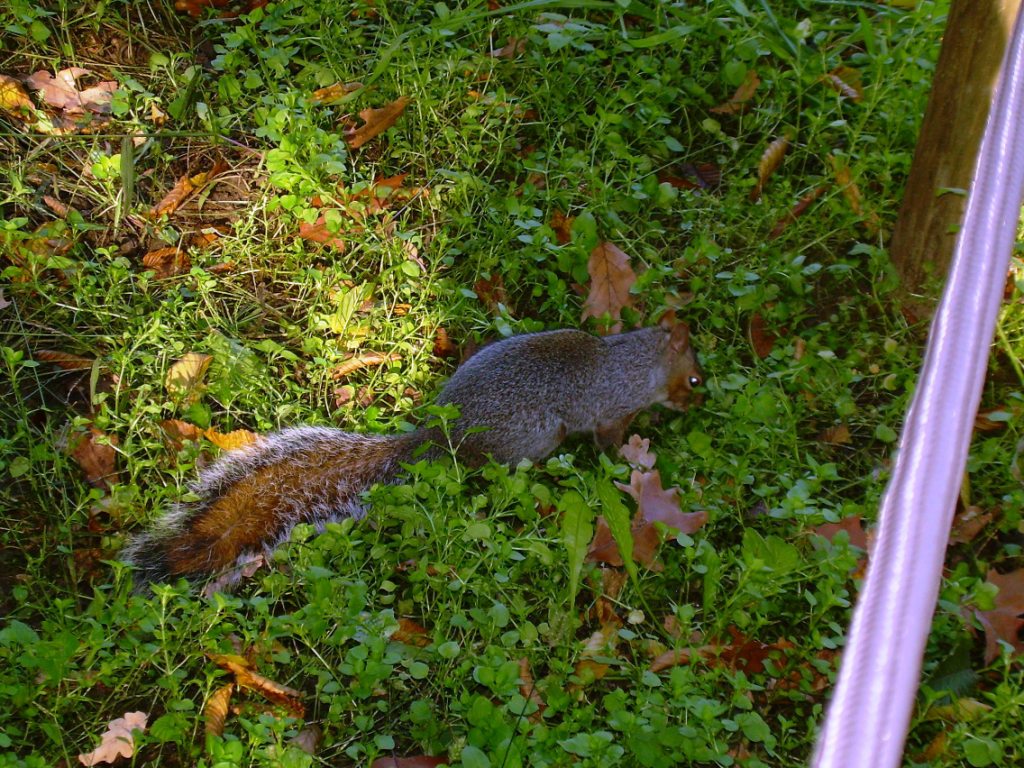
[
  {"x1": 750, "y1": 135, "x2": 789, "y2": 202},
  {"x1": 620, "y1": 434, "x2": 656, "y2": 470},
  {"x1": 27, "y1": 68, "x2": 116, "y2": 115},
  {"x1": 768, "y1": 185, "x2": 828, "y2": 239},
  {"x1": 517, "y1": 657, "x2": 546, "y2": 722},
  {"x1": 36, "y1": 349, "x2": 95, "y2": 370},
  {"x1": 311, "y1": 81, "x2": 364, "y2": 103},
  {"x1": 822, "y1": 65, "x2": 863, "y2": 102},
  {"x1": 150, "y1": 159, "x2": 228, "y2": 218},
  {"x1": 204, "y1": 683, "x2": 234, "y2": 739},
  {"x1": 297, "y1": 216, "x2": 348, "y2": 252},
  {"x1": 331, "y1": 352, "x2": 401, "y2": 379},
  {"x1": 208, "y1": 653, "x2": 305, "y2": 717}
]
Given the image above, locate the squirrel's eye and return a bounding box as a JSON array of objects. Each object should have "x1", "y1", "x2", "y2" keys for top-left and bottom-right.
[{"x1": 688, "y1": 375, "x2": 702, "y2": 388}]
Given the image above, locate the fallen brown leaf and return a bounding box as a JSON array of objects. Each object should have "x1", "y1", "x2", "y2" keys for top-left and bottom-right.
[
  {"x1": 822, "y1": 65, "x2": 863, "y2": 102},
  {"x1": 166, "y1": 352, "x2": 213, "y2": 398},
  {"x1": 748, "y1": 312, "x2": 777, "y2": 359},
  {"x1": 150, "y1": 159, "x2": 228, "y2": 218},
  {"x1": 489, "y1": 36, "x2": 527, "y2": 58},
  {"x1": 297, "y1": 216, "x2": 348, "y2": 252},
  {"x1": 976, "y1": 568, "x2": 1024, "y2": 662},
  {"x1": 619, "y1": 434, "x2": 656, "y2": 470},
  {"x1": 581, "y1": 242, "x2": 637, "y2": 333},
  {"x1": 36, "y1": 349, "x2": 95, "y2": 370},
  {"x1": 345, "y1": 96, "x2": 410, "y2": 149},
  {"x1": 311, "y1": 81, "x2": 364, "y2": 103},
  {"x1": 142, "y1": 246, "x2": 190, "y2": 279},
  {"x1": 768, "y1": 185, "x2": 828, "y2": 239},
  {"x1": 517, "y1": 657, "x2": 546, "y2": 722},
  {"x1": 27, "y1": 68, "x2": 116, "y2": 114}
]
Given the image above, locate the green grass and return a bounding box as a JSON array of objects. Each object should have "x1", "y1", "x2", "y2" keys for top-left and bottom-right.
[{"x1": 3, "y1": 0, "x2": 1024, "y2": 766}]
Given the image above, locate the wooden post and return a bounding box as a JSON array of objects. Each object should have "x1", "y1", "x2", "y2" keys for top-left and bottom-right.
[{"x1": 890, "y1": 0, "x2": 1022, "y2": 299}]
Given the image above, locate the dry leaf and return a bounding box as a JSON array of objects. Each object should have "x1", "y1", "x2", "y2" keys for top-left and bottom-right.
[
  {"x1": 976, "y1": 568, "x2": 1024, "y2": 662},
  {"x1": 0, "y1": 75, "x2": 35, "y2": 119},
  {"x1": 78, "y1": 711, "x2": 147, "y2": 766},
  {"x1": 393, "y1": 618, "x2": 431, "y2": 647},
  {"x1": 69, "y1": 427, "x2": 120, "y2": 489},
  {"x1": 166, "y1": 352, "x2": 213, "y2": 397},
  {"x1": 620, "y1": 434, "x2": 656, "y2": 470},
  {"x1": 831, "y1": 155, "x2": 881, "y2": 234},
  {"x1": 150, "y1": 159, "x2": 228, "y2": 218},
  {"x1": 581, "y1": 242, "x2": 637, "y2": 333},
  {"x1": 330, "y1": 352, "x2": 401, "y2": 379},
  {"x1": 474, "y1": 275, "x2": 510, "y2": 314},
  {"x1": 818, "y1": 424, "x2": 852, "y2": 445},
  {"x1": 550, "y1": 209, "x2": 574, "y2": 245},
  {"x1": 289, "y1": 726, "x2": 322, "y2": 755},
  {"x1": 950, "y1": 505, "x2": 993, "y2": 545},
  {"x1": 823, "y1": 65, "x2": 863, "y2": 102},
  {"x1": 345, "y1": 96, "x2": 410, "y2": 149},
  {"x1": 370, "y1": 757, "x2": 448, "y2": 768},
  {"x1": 489, "y1": 36, "x2": 527, "y2": 58},
  {"x1": 0, "y1": 288, "x2": 10, "y2": 310},
  {"x1": 161, "y1": 419, "x2": 204, "y2": 451},
  {"x1": 142, "y1": 246, "x2": 190, "y2": 279},
  {"x1": 768, "y1": 184, "x2": 828, "y2": 239},
  {"x1": 813, "y1": 515, "x2": 868, "y2": 550},
  {"x1": 748, "y1": 312, "x2": 777, "y2": 359},
  {"x1": 710, "y1": 69, "x2": 760, "y2": 115},
  {"x1": 517, "y1": 657, "x2": 546, "y2": 722},
  {"x1": 658, "y1": 162, "x2": 722, "y2": 191},
  {"x1": 297, "y1": 216, "x2": 348, "y2": 252},
  {"x1": 36, "y1": 349, "x2": 95, "y2": 370},
  {"x1": 750, "y1": 136, "x2": 789, "y2": 202},
  {"x1": 27, "y1": 68, "x2": 116, "y2": 114},
  {"x1": 204, "y1": 683, "x2": 233, "y2": 738},
  {"x1": 615, "y1": 469, "x2": 708, "y2": 536},
  {"x1": 311, "y1": 81, "x2": 363, "y2": 103},
  {"x1": 433, "y1": 327, "x2": 458, "y2": 358},
  {"x1": 208, "y1": 653, "x2": 305, "y2": 717},
  {"x1": 586, "y1": 514, "x2": 663, "y2": 571},
  {"x1": 205, "y1": 428, "x2": 260, "y2": 451}
]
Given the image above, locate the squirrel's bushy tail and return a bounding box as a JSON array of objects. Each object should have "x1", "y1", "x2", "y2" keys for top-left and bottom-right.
[{"x1": 123, "y1": 427, "x2": 424, "y2": 591}]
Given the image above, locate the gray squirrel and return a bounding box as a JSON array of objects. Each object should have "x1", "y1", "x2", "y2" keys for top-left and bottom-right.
[{"x1": 123, "y1": 318, "x2": 702, "y2": 589}]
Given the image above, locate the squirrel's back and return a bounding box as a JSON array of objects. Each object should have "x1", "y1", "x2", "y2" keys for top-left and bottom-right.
[{"x1": 124, "y1": 322, "x2": 700, "y2": 591}]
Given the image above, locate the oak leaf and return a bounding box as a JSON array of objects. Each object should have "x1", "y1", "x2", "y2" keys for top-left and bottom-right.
[
  {"x1": 142, "y1": 246, "x2": 190, "y2": 279},
  {"x1": 586, "y1": 514, "x2": 662, "y2": 571},
  {"x1": 976, "y1": 568, "x2": 1024, "y2": 662},
  {"x1": 161, "y1": 419, "x2": 204, "y2": 451},
  {"x1": 393, "y1": 618, "x2": 431, "y2": 647},
  {"x1": 581, "y1": 242, "x2": 636, "y2": 333},
  {"x1": 950, "y1": 505, "x2": 993, "y2": 545},
  {"x1": 150, "y1": 159, "x2": 228, "y2": 218},
  {"x1": 748, "y1": 312, "x2": 777, "y2": 359},
  {"x1": 813, "y1": 515, "x2": 868, "y2": 550},
  {"x1": 78, "y1": 711, "x2": 147, "y2": 766},
  {"x1": 345, "y1": 96, "x2": 410, "y2": 149},
  {"x1": 619, "y1": 434, "x2": 656, "y2": 470},
  {"x1": 615, "y1": 469, "x2": 708, "y2": 535},
  {"x1": 550, "y1": 209, "x2": 574, "y2": 244}
]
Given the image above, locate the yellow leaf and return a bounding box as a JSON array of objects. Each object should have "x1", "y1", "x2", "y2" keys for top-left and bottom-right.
[
  {"x1": 166, "y1": 352, "x2": 212, "y2": 396},
  {"x1": 0, "y1": 74, "x2": 35, "y2": 119},
  {"x1": 205, "y1": 428, "x2": 260, "y2": 451}
]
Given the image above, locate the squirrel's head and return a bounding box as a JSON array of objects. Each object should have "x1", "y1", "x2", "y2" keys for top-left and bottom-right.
[{"x1": 658, "y1": 317, "x2": 703, "y2": 411}]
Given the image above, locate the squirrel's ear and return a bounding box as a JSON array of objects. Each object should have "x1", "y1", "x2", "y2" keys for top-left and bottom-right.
[
  {"x1": 657, "y1": 309, "x2": 678, "y2": 330},
  {"x1": 668, "y1": 322, "x2": 690, "y2": 352}
]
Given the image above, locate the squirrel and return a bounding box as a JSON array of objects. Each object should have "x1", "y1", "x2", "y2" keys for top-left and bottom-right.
[{"x1": 123, "y1": 318, "x2": 702, "y2": 590}]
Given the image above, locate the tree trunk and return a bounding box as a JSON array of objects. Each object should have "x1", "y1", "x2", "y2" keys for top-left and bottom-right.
[{"x1": 890, "y1": 0, "x2": 1022, "y2": 299}]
